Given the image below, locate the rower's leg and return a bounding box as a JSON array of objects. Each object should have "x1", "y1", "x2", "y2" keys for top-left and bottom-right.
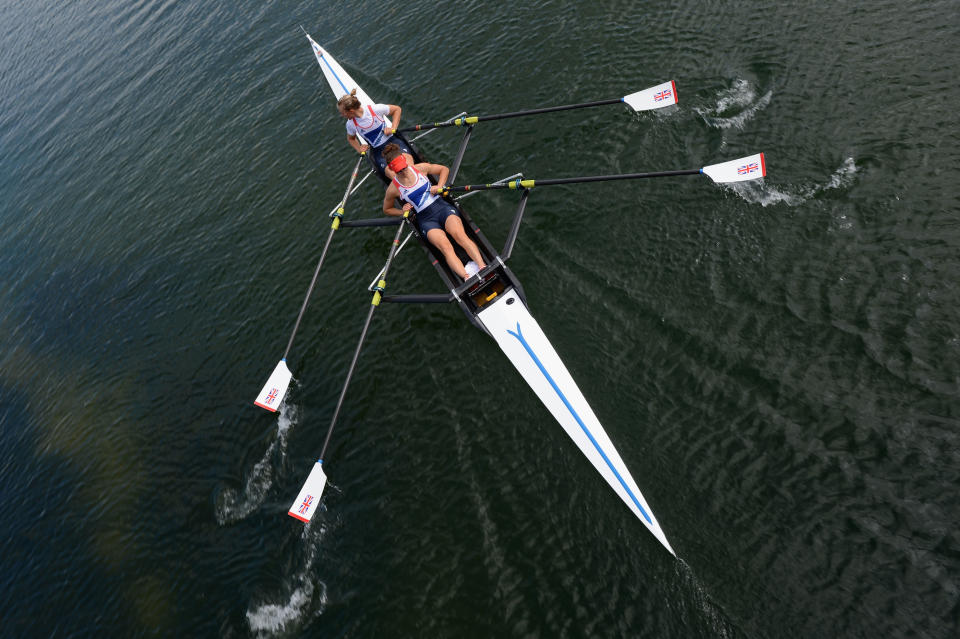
[
  {"x1": 426, "y1": 228, "x2": 468, "y2": 280},
  {"x1": 443, "y1": 215, "x2": 486, "y2": 268}
]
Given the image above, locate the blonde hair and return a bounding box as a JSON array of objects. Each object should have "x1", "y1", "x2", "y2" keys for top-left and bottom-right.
[{"x1": 337, "y1": 88, "x2": 361, "y2": 112}]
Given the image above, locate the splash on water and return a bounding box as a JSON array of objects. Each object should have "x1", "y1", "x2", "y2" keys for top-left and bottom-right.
[
  {"x1": 246, "y1": 522, "x2": 328, "y2": 637},
  {"x1": 823, "y1": 156, "x2": 857, "y2": 191},
  {"x1": 246, "y1": 586, "x2": 314, "y2": 636},
  {"x1": 728, "y1": 157, "x2": 857, "y2": 207},
  {"x1": 698, "y1": 79, "x2": 772, "y2": 131},
  {"x1": 216, "y1": 401, "x2": 299, "y2": 525}
]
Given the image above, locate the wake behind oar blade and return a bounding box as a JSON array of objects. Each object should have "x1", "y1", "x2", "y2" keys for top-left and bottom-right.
[
  {"x1": 255, "y1": 359, "x2": 292, "y2": 412},
  {"x1": 288, "y1": 461, "x2": 327, "y2": 522}
]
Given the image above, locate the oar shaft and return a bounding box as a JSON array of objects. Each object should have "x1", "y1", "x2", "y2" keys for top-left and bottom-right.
[
  {"x1": 447, "y1": 168, "x2": 702, "y2": 192},
  {"x1": 317, "y1": 216, "x2": 408, "y2": 461},
  {"x1": 283, "y1": 155, "x2": 366, "y2": 360},
  {"x1": 283, "y1": 226, "x2": 336, "y2": 359},
  {"x1": 319, "y1": 301, "x2": 375, "y2": 459},
  {"x1": 399, "y1": 98, "x2": 622, "y2": 133},
  {"x1": 470, "y1": 98, "x2": 623, "y2": 124}
]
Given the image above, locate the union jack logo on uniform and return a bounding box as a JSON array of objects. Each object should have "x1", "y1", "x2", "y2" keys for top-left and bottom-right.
[
  {"x1": 654, "y1": 90, "x2": 672, "y2": 102},
  {"x1": 298, "y1": 495, "x2": 314, "y2": 514},
  {"x1": 738, "y1": 162, "x2": 759, "y2": 175}
]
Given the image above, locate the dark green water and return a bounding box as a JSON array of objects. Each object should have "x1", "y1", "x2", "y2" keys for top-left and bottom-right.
[{"x1": 2, "y1": 1, "x2": 958, "y2": 636}]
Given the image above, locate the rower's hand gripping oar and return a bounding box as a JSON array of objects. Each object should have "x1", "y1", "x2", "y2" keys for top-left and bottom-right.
[
  {"x1": 288, "y1": 213, "x2": 410, "y2": 522},
  {"x1": 254, "y1": 154, "x2": 366, "y2": 411},
  {"x1": 443, "y1": 153, "x2": 767, "y2": 193},
  {"x1": 397, "y1": 80, "x2": 678, "y2": 133}
]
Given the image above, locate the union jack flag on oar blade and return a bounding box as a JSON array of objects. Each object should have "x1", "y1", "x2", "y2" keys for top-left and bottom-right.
[
  {"x1": 255, "y1": 359, "x2": 292, "y2": 412},
  {"x1": 622, "y1": 80, "x2": 678, "y2": 110},
  {"x1": 288, "y1": 461, "x2": 327, "y2": 522},
  {"x1": 701, "y1": 152, "x2": 766, "y2": 183}
]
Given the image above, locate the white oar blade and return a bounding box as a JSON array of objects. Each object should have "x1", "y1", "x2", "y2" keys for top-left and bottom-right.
[
  {"x1": 254, "y1": 360, "x2": 292, "y2": 412},
  {"x1": 622, "y1": 80, "x2": 678, "y2": 111},
  {"x1": 288, "y1": 461, "x2": 327, "y2": 522},
  {"x1": 702, "y1": 152, "x2": 766, "y2": 183}
]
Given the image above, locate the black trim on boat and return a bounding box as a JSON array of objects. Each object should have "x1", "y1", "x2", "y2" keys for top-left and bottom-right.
[{"x1": 355, "y1": 132, "x2": 528, "y2": 333}]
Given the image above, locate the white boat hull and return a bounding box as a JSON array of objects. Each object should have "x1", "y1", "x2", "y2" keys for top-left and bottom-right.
[
  {"x1": 301, "y1": 31, "x2": 674, "y2": 555},
  {"x1": 477, "y1": 290, "x2": 674, "y2": 555},
  {"x1": 305, "y1": 33, "x2": 374, "y2": 106}
]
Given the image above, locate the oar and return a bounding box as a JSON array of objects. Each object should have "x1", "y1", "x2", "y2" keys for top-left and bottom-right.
[
  {"x1": 444, "y1": 153, "x2": 766, "y2": 192},
  {"x1": 254, "y1": 155, "x2": 366, "y2": 412},
  {"x1": 287, "y1": 213, "x2": 410, "y2": 523},
  {"x1": 397, "y1": 80, "x2": 677, "y2": 133}
]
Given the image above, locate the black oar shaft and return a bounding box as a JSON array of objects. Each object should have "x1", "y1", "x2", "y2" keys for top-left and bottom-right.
[
  {"x1": 398, "y1": 98, "x2": 622, "y2": 133},
  {"x1": 318, "y1": 216, "x2": 408, "y2": 461},
  {"x1": 319, "y1": 302, "x2": 375, "y2": 460},
  {"x1": 447, "y1": 168, "x2": 701, "y2": 192},
  {"x1": 283, "y1": 155, "x2": 365, "y2": 360},
  {"x1": 471, "y1": 98, "x2": 622, "y2": 123},
  {"x1": 283, "y1": 225, "x2": 337, "y2": 359}
]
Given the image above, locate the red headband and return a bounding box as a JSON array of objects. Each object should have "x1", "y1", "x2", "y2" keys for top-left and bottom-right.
[{"x1": 388, "y1": 155, "x2": 408, "y2": 173}]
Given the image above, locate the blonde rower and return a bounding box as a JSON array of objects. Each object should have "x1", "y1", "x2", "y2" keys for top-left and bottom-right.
[{"x1": 336, "y1": 89, "x2": 411, "y2": 173}]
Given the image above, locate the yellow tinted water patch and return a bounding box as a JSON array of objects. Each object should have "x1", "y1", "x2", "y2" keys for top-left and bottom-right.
[
  {"x1": 130, "y1": 573, "x2": 175, "y2": 631},
  {"x1": 0, "y1": 336, "x2": 169, "y2": 631}
]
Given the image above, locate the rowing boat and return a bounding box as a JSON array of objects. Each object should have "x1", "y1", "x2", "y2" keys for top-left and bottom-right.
[{"x1": 256, "y1": 30, "x2": 766, "y2": 558}]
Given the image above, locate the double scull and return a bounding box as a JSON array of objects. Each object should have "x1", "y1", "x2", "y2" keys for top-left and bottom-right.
[{"x1": 254, "y1": 31, "x2": 767, "y2": 557}]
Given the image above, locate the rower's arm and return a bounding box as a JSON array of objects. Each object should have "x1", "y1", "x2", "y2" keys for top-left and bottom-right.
[
  {"x1": 419, "y1": 163, "x2": 450, "y2": 190},
  {"x1": 382, "y1": 185, "x2": 407, "y2": 217},
  {"x1": 346, "y1": 134, "x2": 366, "y2": 154},
  {"x1": 387, "y1": 104, "x2": 402, "y2": 134}
]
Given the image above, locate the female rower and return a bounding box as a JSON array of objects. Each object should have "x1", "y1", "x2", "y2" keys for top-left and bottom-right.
[
  {"x1": 381, "y1": 143, "x2": 486, "y2": 280},
  {"x1": 337, "y1": 89, "x2": 411, "y2": 173}
]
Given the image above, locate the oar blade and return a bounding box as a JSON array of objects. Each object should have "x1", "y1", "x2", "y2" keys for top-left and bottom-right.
[
  {"x1": 288, "y1": 461, "x2": 327, "y2": 522},
  {"x1": 702, "y1": 152, "x2": 766, "y2": 183},
  {"x1": 622, "y1": 80, "x2": 678, "y2": 111},
  {"x1": 254, "y1": 359, "x2": 292, "y2": 412}
]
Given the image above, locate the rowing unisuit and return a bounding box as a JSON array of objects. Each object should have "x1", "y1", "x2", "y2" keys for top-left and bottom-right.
[
  {"x1": 347, "y1": 104, "x2": 392, "y2": 148},
  {"x1": 391, "y1": 166, "x2": 439, "y2": 212}
]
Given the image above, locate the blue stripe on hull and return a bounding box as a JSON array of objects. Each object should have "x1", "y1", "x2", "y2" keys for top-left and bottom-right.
[
  {"x1": 317, "y1": 50, "x2": 350, "y2": 95},
  {"x1": 506, "y1": 323, "x2": 653, "y2": 525}
]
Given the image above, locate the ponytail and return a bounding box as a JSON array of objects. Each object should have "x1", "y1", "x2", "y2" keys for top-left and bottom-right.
[{"x1": 337, "y1": 88, "x2": 361, "y2": 112}]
